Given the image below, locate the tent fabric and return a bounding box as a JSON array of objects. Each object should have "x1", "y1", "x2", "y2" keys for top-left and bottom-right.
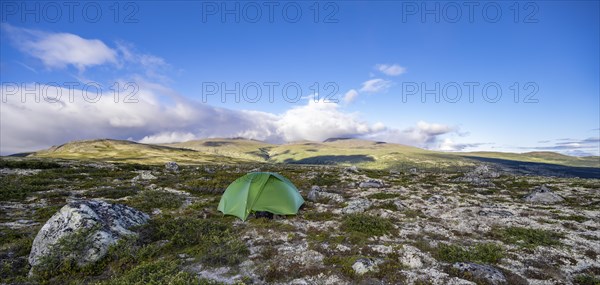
[{"x1": 217, "y1": 172, "x2": 304, "y2": 221}]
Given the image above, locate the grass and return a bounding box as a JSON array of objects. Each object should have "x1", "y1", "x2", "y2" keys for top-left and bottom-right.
[
  {"x1": 490, "y1": 226, "x2": 564, "y2": 248},
  {"x1": 124, "y1": 190, "x2": 185, "y2": 212},
  {"x1": 367, "y1": 192, "x2": 401, "y2": 199},
  {"x1": 140, "y1": 216, "x2": 248, "y2": 267},
  {"x1": 0, "y1": 158, "x2": 62, "y2": 169},
  {"x1": 341, "y1": 213, "x2": 394, "y2": 237},
  {"x1": 33, "y1": 205, "x2": 63, "y2": 222},
  {"x1": 308, "y1": 172, "x2": 341, "y2": 187},
  {"x1": 85, "y1": 185, "x2": 141, "y2": 199},
  {"x1": 556, "y1": 214, "x2": 588, "y2": 223},
  {"x1": 574, "y1": 274, "x2": 600, "y2": 285},
  {"x1": 303, "y1": 211, "x2": 335, "y2": 221},
  {"x1": 434, "y1": 243, "x2": 504, "y2": 264},
  {"x1": 323, "y1": 255, "x2": 359, "y2": 277},
  {"x1": 98, "y1": 259, "x2": 211, "y2": 285}
]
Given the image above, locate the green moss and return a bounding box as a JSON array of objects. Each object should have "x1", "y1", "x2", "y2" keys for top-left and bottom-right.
[
  {"x1": 491, "y1": 226, "x2": 563, "y2": 248},
  {"x1": 323, "y1": 255, "x2": 359, "y2": 277},
  {"x1": 371, "y1": 253, "x2": 407, "y2": 283}
]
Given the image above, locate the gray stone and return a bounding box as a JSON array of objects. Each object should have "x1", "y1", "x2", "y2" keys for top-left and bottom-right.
[
  {"x1": 307, "y1": 186, "x2": 344, "y2": 204},
  {"x1": 132, "y1": 170, "x2": 156, "y2": 181},
  {"x1": 452, "y1": 164, "x2": 499, "y2": 186},
  {"x1": 346, "y1": 165, "x2": 359, "y2": 173},
  {"x1": 359, "y1": 179, "x2": 384, "y2": 188},
  {"x1": 524, "y1": 185, "x2": 564, "y2": 204},
  {"x1": 393, "y1": 200, "x2": 407, "y2": 210},
  {"x1": 29, "y1": 200, "x2": 149, "y2": 268},
  {"x1": 340, "y1": 199, "x2": 371, "y2": 214},
  {"x1": 164, "y1": 161, "x2": 179, "y2": 172},
  {"x1": 427, "y1": 195, "x2": 447, "y2": 203},
  {"x1": 452, "y1": 262, "x2": 507, "y2": 285}
]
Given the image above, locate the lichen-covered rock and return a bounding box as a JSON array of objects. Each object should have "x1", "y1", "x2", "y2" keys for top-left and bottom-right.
[
  {"x1": 165, "y1": 161, "x2": 179, "y2": 172},
  {"x1": 452, "y1": 262, "x2": 507, "y2": 285},
  {"x1": 275, "y1": 242, "x2": 324, "y2": 268},
  {"x1": 352, "y1": 258, "x2": 377, "y2": 275},
  {"x1": 307, "y1": 186, "x2": 344, "y2": 204},
  {"x1": 29, "y1": 200, "x2": 149, "y2": 268},
  {"x1": 338, "y1": 199, "x2": 371, "y2": 214},
  {"x1": 524, "y1": 185, "x2": 564, "y2": 204},
  {"x1": 346, "y1": 165, "x2": 359, "y2": 173},
  {"x1": 359, "y1": 179, "x2": 383, "y2": 188},
  {"x1": 399, "y1": 245, "x2": 425, "y2": 269},
  {"x1": 132, "y1": 170, "x2": 156, "y2": 181},
  {"x1": 453, "y1": 164, "x2": 499, "y2": 186}
]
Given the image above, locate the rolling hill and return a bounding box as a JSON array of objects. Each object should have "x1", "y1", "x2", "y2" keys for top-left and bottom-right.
[
  {"x1": 30, "y1": 139, "x2": 254, "y2": 165},
  {"x1": 22, "y1": 138, "x2": 599, "y2": 175}
]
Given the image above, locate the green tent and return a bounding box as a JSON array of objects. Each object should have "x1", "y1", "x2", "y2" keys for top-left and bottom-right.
[{"x1": 217, "y1": 172, "x2": 304, "y2": 221}]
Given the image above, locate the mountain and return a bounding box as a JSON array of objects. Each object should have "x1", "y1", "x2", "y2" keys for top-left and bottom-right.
[
  {"x1": 30, "y1": 139, "x2": 254, "y2": 164},
  {"x1": 164, "y1": 138, "x2": 275, "y2": 161},
  {"x1": 24, "y1": 138, "x2": 599, "y2": 173}
]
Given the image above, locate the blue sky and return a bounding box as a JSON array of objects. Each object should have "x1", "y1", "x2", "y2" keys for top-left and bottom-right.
[{"x1": 1, "y1": 1, "x2": 599, "y2": 156}]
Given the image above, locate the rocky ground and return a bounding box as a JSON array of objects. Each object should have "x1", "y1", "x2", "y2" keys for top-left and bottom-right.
[{"x1": 0, "y1": 158, "x2": 599, "y2": 285}]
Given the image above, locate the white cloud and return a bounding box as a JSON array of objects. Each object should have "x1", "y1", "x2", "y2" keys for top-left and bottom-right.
[
  {"x1": 375, "y1": 64, "x2": 406, "y2": 76},
  {"x1": 359, "y1": 79, "x2": 392, "y2": 94},
  {"x1": 343, "y1": 89, "x2": 359, "y2": 103},
  {"x1": 2, "y1": 24, "x2": 117, "y2": 71},
  {"x1": 275, "y1": 99, "x2": 374, "y2": 142},
  {"x1": 364, "y1": 121, "x2": 456, "y2": 149},
  {"x1": 415, "y1": 121, "x2": 454, "y2": 138},
  {"x1": 139, "y1": 132, "x2": 198, "y2": 144},
  {"x1": 0, "y1": 84, "x2": 384, "y2": 154}
]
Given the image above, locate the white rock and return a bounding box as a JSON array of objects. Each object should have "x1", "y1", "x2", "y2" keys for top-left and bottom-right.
[
  {"x1": 132, "y1": 170, "x2": 156, "y2": 181},
  {"x1": 339, "y1": 199, "x2": 371, "y2": 214},
  {"x1": 352, "y1": 258, "x2": 377, "y2": 275},
  {"x1": 29, "y1": 200, "x2": 149, "y2": 268}
]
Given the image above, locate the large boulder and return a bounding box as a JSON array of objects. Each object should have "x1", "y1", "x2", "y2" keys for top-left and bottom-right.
[
  {"x1": 165, "y1": 161, "x2": 179, "y2": 172},
  {"x1": 359, "y1": 179, "x2": 384, "y2": 188},
  {"x1": 132, "y1": 170, "x2": 156, "y2": 181},
  {"x1": 452, "y1": 262, "x2": 507, "y2": 285},
  {"x1": 29, "y1": 200, "x2": 149, "y2": 268},
  {"x1": 523, "y1": 185, "x2": 564, "y2": 204},
  {"x1": 452, "y1": 164, "x2": 499, "y2": 186}
]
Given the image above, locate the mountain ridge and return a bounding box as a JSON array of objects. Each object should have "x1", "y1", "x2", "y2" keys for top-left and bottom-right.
[{"x1": 20, "y1": 138, "x2": 599, "y2": 171}]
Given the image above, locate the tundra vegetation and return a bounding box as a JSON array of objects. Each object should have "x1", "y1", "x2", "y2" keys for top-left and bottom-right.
[{"x1": 1, "y1": 138, "x2": 599, "y2": 284}]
